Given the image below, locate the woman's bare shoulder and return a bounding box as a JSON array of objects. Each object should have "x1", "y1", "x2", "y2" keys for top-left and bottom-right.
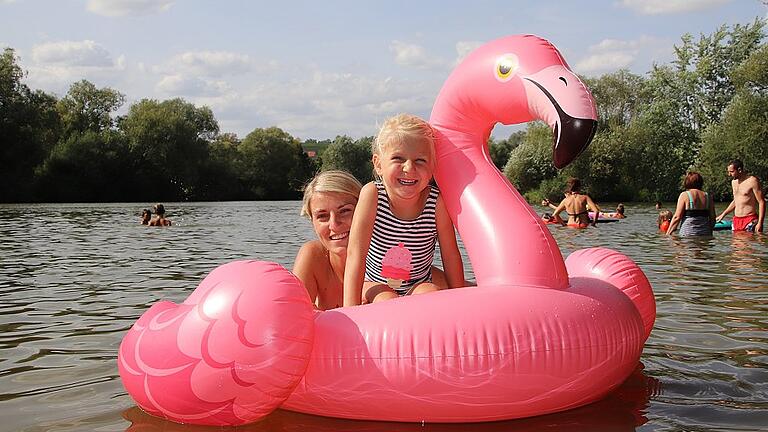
[{"x1": 297, "y1": 240, "x2": 327, "y2": 259}]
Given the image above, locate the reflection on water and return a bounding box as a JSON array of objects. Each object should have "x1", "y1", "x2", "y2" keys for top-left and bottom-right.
[
  {"x1": 0, "y1": 202, "x2": 766, "y2": 431},
  {"x1": 121, "y1": 365, "x2": 659, "y2": 432}
]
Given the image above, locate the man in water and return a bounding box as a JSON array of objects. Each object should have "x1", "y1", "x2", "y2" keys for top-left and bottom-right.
[
  {"x1": 149, "y1": 203, "x2": 172, "y2": 226},
  {"x1": 716, "y1": 159, "x2": 764, "y2": 233}
]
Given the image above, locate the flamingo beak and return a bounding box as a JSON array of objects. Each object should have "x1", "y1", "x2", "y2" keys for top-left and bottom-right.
[
  {"x1": 552, "y1": 108, "x2": 598, "y2": 169},
  {"x1": 524, "y1": 78, "x2": 598, "y2": 169}
]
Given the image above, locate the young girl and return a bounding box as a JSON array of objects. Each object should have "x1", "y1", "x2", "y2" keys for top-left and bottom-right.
[
  {"x1": 657, "y1": 210, "x2": 673, "y2": 232},
  {"x1": 343, "y1": 114, "x2": 464, "y2": 306}
]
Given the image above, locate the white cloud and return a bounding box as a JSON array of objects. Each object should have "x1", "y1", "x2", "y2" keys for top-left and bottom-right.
[
  {"x1": 390, "y1": 40, "x2": 446, "y2": 69},
  {"x1": 199, "y1": 70, "x2": 434, "y2": 139},
  {"x1": 155, "y1": 74, "x2": 230, "y2": 97},
  {"x1": 86, "y1": 0, "x2": 174, "y2": 17},
  {"x1": 24, "y1": 40, "x2": 126, "y2": 95},
  {"x1": 617, "y1": 0, "x2": 731, "y2": 15},
  {"x1": 577, "y1": 52, "x2": 635, "y2": 73},
  {"x1": 454, "y1": 40, "x2": 483, "y2": 66},
  {"x1": 160, "y1": 51, "x2": 275, "y2": 77},
  {"x1": 32, "y1": 40, "x2": 114, "y2": 67},
  {"x1": 575, "y1": 36, "x2": 670, "y2": 75}
]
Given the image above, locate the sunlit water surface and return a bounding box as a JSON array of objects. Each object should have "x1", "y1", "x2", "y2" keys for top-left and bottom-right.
[{"x1": 0, "y1": 202, "x2": 766, "y2": 431}]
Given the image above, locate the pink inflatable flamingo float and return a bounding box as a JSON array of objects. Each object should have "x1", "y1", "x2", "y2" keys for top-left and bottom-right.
[{"x1": 118, "y1": 35, "x2": 655, "y2": 426}]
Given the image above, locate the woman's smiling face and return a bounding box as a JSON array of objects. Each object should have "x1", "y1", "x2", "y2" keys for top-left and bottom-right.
[{"x1": 309, "y1": 191, "x2": 357, "y2": 256}]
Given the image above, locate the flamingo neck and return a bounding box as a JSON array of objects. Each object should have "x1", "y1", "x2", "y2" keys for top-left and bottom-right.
[{"x1": 433, "y1": 127, "x2": 568, "y2": 289}]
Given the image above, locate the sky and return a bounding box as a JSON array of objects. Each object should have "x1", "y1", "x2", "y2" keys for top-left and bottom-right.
[{"x1": 2, "y1": 0, "x2": 767, "y2": 141}]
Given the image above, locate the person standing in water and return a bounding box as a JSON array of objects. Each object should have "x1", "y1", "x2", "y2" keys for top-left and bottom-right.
[
  {"x1": 551, "y1": 178, "x2": 601, "y2": 228},
  {"x1": 666, "y1": 171, "x2": 715, "y2": 236},
  {"x1": 717, "y1": 159, "x2": 764, "y2": 233},
  {"x1": 149, "y1": 204, "x2": 172, "y2": 226},
  {"x1": 140, "y1": 209, "x2": 152, "y2": 225}
]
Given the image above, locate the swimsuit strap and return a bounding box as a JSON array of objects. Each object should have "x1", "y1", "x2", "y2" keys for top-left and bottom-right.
[
  {"x1": 567, "y1": 210, "x2": 589, "y2": 217},
  {"x1": 686, "y1": 190, "x2": 694, "y2": 209}
]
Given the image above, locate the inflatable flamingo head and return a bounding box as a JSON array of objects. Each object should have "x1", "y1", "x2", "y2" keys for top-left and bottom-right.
[{"x1": 431, "y1": 34, "x2": 597, "y2": 168}]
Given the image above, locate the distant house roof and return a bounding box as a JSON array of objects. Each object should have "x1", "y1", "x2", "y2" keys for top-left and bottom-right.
[{"x1": 305, "y1": 150, "x2": 317, "y2": 158}]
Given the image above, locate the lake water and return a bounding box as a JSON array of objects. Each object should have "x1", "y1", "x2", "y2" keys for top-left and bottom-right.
[{"x1": 1, "y1": 202, "x2": 766, "y2": 432}]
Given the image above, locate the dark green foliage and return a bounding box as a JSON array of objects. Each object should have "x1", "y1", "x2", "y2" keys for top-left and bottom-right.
[
  {"x1": 320, "y1": 135, "x2": 373, "y2": 184},
  {"x1": 489, "y1": 130, "x2": 523, "y2": 170},
  {"x1": 0, "y1": 49, "x2": 61, "y2": 202},
  {"x1": 696, "y1": 93, "x2": 768, "y2": 200},
  {"x1": 238, "y1": 127, "x2": 311, "y2": 199},
  {"x1": 120, "y1": 98, "x2": 218, "y2": 200},
  {"x1": 503, "y1": 122, "x2": 558, "y2": 193}
]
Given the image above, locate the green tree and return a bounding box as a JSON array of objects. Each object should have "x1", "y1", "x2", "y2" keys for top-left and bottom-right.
[
  {"x1": 489, "y1": 130, "x2": 524, "y2": 170},
  {"x1": 57, "y1": 80, "x2": 125, "y2": 137},
  {"x1": 195, "y1": 133, "x2": 244, "y2": 200},
  {"x1": 238, "y1": 127, "x2": 306, "y2": 199},
  {"x1": 503, "y1": 122, "x2": 557, "y2": 193},
  {"x1": 320, "y1": 135, "x2": 373, "y2": 183},
  {"x1": 120, "y1": 98, "x2": 218, "y2": 200},
  {"x1": 697, "y1": 43, "x2": 768, "y2": 200},
  {"x1": 585, "y1": 69, "x2": 647, "y2": 132},
  {"x1": 0, "y1": 48, "x2": 61, "y2": 202},
  {"x1": 35, "y1": 130, "x2": 133, "y2": 202}
]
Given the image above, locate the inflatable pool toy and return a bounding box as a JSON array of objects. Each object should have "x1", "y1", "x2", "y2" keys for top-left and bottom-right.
[
  {"x1": 590, "y1": 211, "x2": 624, "y2": 220},
  {"x1": 118, "y1": 35, "x2": 655, "y2": 426},
  {"x1": 714, "y1": 220, "x2": 732, "y2": 231}
]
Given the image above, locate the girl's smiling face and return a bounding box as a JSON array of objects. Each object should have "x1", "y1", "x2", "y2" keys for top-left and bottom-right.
[
  {"x1": 373, "y1": 137, "x2": 435, "y2": 203},
  {"x1": 309, "y1": 191, "x2": 357, "y2": 255}
]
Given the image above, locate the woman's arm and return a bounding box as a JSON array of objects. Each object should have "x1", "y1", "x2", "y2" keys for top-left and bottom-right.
[
  {"x1": 552, "y1": 199, "x2": 567, "y2": 225},
  {"x1": 708, "y1": 193, "x2": 717, "y2": 230},
  {"x1": 343, "y1": 183, "x2": 378, "y2": 307},
  {"x1": 586, "y1": 196, "x2": 600, "y2": 226},
  {"x1": 541, "y1": 198, "x2": 558, "y2": 210},
  {"x1": 435, "y1": 195, "x2": 464, "y2": 288},
  {"x1": 666, "y1": 193, "x2": 686, "y2": 235},
  {"x1": 292, "y1": 242, "x2": 321, "y2": 306}
]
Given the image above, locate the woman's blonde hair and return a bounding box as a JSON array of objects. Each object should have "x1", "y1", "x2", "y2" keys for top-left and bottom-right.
[
  {"x1": 300, "y1": 170, "x2": 362, "y2": 218},
  {"x1": 372, "y1": 113, "x2": 436, "y2": 157}
]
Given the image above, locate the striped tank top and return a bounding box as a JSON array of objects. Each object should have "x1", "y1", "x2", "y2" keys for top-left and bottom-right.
[{"x1": 365, "y1": 181, "x2": 439, "y2": 295}]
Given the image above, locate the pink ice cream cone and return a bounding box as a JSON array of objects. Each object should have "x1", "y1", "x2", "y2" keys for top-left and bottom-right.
[{"x1": 381, "y1": 243, "x2": 412, "y2": 289}]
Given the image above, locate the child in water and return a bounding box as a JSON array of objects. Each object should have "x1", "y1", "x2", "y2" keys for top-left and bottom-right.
[
  {"x1": 343, "y1": 114, "x2": 465, "y2": 306},
  {"x1": 140, "y1": 209, "x2": 152, "y2": 225},
  {"x1": 657, "y1": 210, "x2": 673, "y2": 232}
]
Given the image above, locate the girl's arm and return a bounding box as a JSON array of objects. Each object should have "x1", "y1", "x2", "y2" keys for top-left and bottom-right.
[
  {"x1": 435, "y1": 196, "x2": 464, "y2": 288},
  {"x1": 666, "y1": 193, "x2": 686, "y2": 235},
  {"x1": 292, "y1": 241, "x2": 321, "y2": 307},
  {"x1": 343, "y1": 183, "x2": 378, "y2": 307}
]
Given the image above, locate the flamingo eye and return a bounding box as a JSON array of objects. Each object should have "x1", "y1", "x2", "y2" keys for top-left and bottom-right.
[
  {"x1": 559, "y1": 77, "x2": 568, "y2": 86},
  {"x1": 495, "y1": 54, "x2": 519, "y2": 82}
]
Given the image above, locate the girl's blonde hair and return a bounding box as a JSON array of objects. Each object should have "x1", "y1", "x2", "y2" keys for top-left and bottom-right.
[
  {"x1": 300, "y1": 170, "x2": 362, "y2": 218},
  {"x1": 372, "y1": 113, "x2": 436, "y2": 157}
]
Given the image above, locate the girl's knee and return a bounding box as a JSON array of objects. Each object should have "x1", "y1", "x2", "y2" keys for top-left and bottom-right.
[
  {"x1": 410, "y1": 282, "x2": 440, "y2": 295},
  {"x1": 363, "y1": 284, "x2": 398, "y2": 304}
]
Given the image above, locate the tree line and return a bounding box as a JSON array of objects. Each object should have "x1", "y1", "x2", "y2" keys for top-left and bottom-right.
[{"x1": 1, "y1": 20, "x2": 766, "y2": 203}]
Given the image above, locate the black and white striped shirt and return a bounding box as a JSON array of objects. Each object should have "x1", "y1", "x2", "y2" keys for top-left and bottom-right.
[{"x1": 365, "y1": 181, "x2": 439, "y2": 295}]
